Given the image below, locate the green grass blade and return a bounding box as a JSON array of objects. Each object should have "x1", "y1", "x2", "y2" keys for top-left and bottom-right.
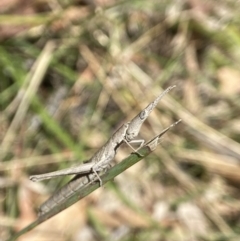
[{"x1": 7, "y1": 132, "x2": 163, "y2": 241}]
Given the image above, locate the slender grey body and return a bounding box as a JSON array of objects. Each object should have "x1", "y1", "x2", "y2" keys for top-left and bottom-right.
[
  {"x1": 30, "y1": 86, "x2": 176, "y2": 182},
  {"x1": 38, "y1": 123, "x2": 129, "y2": 215},
  {"x1": 30, "y1": 123, "x2": 129, "y2": 182},
  {"x1": 31, "y1": 86, "x2": 176, "y2": 215}
]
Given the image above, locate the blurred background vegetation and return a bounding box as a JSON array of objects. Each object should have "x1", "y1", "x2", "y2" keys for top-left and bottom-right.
[{"x1": 1, "y1": 0, "x2": 240, "y2": 240}]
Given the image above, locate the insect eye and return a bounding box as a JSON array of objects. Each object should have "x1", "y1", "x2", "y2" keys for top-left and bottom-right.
[{"x1": 139, "y1": 110, "x2": 147, "y2": 119}]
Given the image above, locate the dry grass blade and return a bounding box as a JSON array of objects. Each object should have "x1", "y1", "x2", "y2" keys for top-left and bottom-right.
[
  {"x1": 1, "y1": 41, "x2": 55, "y2": 158},
  {"x1": 176, "y1": 149, "x2": 240, "y2": 182},
  {"x1": 163, "y1": 95, "x2": 240, "y2": 160}
]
